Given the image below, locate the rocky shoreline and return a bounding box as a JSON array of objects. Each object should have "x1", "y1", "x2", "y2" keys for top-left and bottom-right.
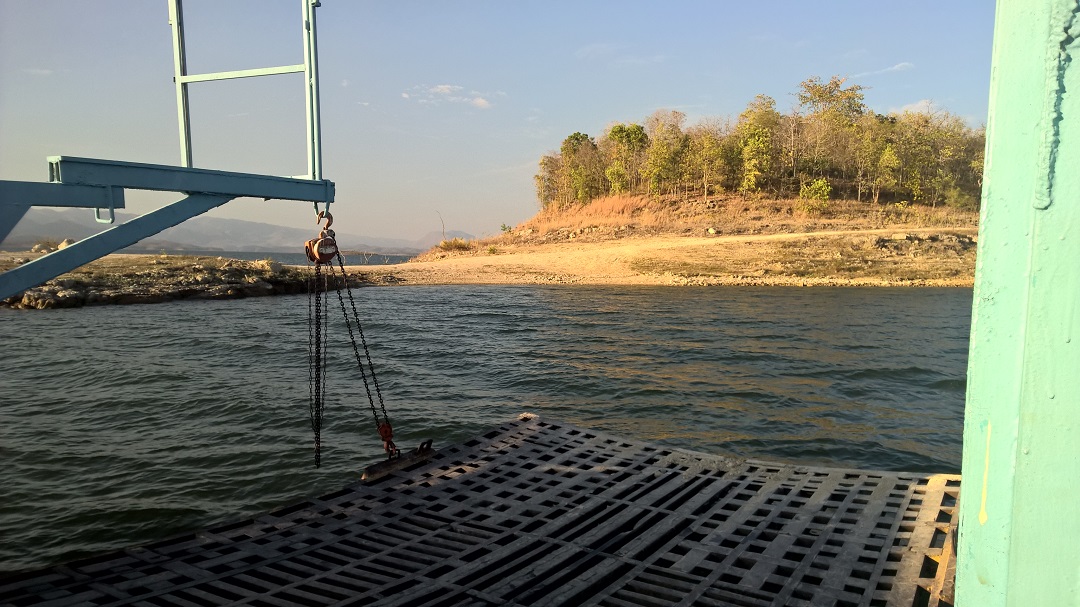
[{"x1": 0, "y1": 255, "x2": 324, "y2": 310}]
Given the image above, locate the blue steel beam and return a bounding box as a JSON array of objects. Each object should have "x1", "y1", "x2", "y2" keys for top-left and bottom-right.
[
  {"x1": 48, "y1": 157, "x2": 334, "y2": 203},
  {"x1": 0, "y1": 181, "x2": 126, "y2": 244},
  {"x1": 0, "y1": 181, "x2": 126, "y2": 209},
  {"x1": 0, "y1": 206, "x2": 29, "y2": 246},
  {"x1": 302, "y1": 0, "x2": 324, "y2": 181},
  {"x1": 0, "y1": 194, "x2": 232, "y2": 301}
]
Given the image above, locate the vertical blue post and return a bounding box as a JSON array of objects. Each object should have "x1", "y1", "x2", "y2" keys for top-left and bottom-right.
[{"x1": 956, "y1": 0, "x2": 1080, "y2": 604}]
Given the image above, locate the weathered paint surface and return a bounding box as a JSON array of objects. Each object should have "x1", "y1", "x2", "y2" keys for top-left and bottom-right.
[{"x1": 957, "y1": 0, "x2": 1080, "y2": 604}]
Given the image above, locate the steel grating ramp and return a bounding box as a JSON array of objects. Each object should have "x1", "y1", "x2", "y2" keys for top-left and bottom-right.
[{"x1": 1, "y1": 415, "x2": 959, "y2": 607}]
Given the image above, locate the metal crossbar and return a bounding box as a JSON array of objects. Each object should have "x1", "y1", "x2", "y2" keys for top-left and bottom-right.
[
  {"x1": 47, "y1": 157, "x2": 333, "y2": 202},
  {"x1": 0, "y1": 182, "x2": 125, "y2": 243},
  {"x1": 168, "y1": 0, "x2": 324, "y2": 180},
  {"x1": 0, "y1": 158, "x2": 334, "y2": 301}
]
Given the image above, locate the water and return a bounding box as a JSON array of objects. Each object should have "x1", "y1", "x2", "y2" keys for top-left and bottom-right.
[{"x1": 0, "y1": 286, "x2": 972, "y2": 572}]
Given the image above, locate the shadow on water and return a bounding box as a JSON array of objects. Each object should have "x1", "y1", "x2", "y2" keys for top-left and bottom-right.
[{"x1": 0, "y1": 285, "x2": 972, "y2": 571}]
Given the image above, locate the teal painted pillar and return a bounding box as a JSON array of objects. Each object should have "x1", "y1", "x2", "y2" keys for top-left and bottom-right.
[{"x1": 957, "y1": 0, "x2": 1080, "y2": 604}]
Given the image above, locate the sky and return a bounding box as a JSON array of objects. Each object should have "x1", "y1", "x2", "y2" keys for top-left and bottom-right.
[{"x1": 1, "y1": 1, "x2": 997, "y2": 243}]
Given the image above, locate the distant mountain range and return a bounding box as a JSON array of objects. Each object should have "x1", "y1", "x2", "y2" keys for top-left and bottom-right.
[{"x1": 1, "y1": 208, "x2": 472, "y2": 255}]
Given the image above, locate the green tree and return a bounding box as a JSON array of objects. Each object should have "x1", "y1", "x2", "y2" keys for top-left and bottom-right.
[
  {"x1": 873, "y1": 143, "x2": 900, "y2": 204},
  {"x1": 736, "y1": 95, "x2": 781, "y2": 195},
  {"x1": 931, "y1": 112, "x2": 983, "y2": 209},
  {"x1": 894, "y1": 111, "x2": 938, "y2": 204},
  {"x1": 687, "y1": 123, "x2": 728, "y2": 202},
  {"x1": 641, "y1": 110, "x2": 688, "y2": 196},
  {"x1": 854, "y1": 113, "x2": 895, "y2": 202},
  {"x1": 798, "y1": 177, "x2": 831, "y2": 213},
  {"x1": 739, "y1": 127, "x2": 771, "y2": 194},
  {"x1": 601, "y1": 122, "x2": 649, "y2": 194},
  {"x1": 797, "y1": 75, "x2": 867, "y2": 121},
  {"x1": 560, "y1": 132, "x2": 605, "y2": 203},
  {"x1": 797, "y1": 76, "x2": 868, "y2": 193},
  {"x1": 534, "y1": 74, "x2": 983, "y2": 212},
  {"x1": 534, "y1": 153, "x2": 563, "y2": 208}
]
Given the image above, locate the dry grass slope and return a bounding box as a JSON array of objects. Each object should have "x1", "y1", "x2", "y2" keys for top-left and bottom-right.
[{"x1": 416, "y1": 194, "x2": 978, "y2": 259}]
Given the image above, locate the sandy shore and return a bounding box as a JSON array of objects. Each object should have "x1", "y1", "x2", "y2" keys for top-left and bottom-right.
[
  {"x1": 1, "y1": 227, "x2": 978, "y2": 309},
  {"x1": 343, "y1": 228, "x2": 978, "y2": 288}
]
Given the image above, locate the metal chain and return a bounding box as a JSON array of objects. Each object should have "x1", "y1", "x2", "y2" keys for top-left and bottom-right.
[
  {"x1": 321, "y1": 276, "x2": 329, "y2": 444},
  {"x1": 308, "y1": 261, "x2": 326, "y2": 468},
  {"x1": 307, "y1": 259, "x2": 313, "y2": 410},
  {"x1": 330, "y1": 254, "x2": 387, "y2": 430},
  {"x1": 306, "y1": 244, "x2": 393, "y2": 465},
  {"x1": 336, "y1": 253, "x2": 388, "y2": 421},
  {"x1": 343, "y1": 260, "x2": 389, "y2": 424}
]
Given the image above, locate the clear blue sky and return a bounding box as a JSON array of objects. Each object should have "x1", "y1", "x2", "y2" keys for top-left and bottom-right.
[{"x1": 1, "y1": 1, "x2": 996, "y2": 242}]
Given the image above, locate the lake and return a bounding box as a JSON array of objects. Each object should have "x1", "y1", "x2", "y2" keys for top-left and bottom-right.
[{"x1": 0, "y1": 285, "x2": 972, "y2": 572}]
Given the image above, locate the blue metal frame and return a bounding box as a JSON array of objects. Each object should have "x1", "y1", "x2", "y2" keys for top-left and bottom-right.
[
  {"x1": 0, "y1": 1, "x2": 333, "y2": 303},
  {"x1": 0, "y1": 182, "x2": 125, "y2": 243},
  {"x1": 168, "y1": 0, "x2": 324, "y2": 181},
  {"x1": 0, "y1": 158, "x2": 334, "y2": 301},
  {"x1": 1, "y1": 194, "x2": 231, "y2": 300},
  {"x1": 48, "y1": 157, "x2": 332, "y2": 202}
]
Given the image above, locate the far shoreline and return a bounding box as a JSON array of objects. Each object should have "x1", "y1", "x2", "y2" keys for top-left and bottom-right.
[
  {"x1": 338, "y1": 263, "x2": 974, "y2": 289},
  {"x1": 1, "y1": 226, "x2": 978, "y2": 309},
  {"x1": 337, "y1": 226, "x2": 977, "y2": 290}
]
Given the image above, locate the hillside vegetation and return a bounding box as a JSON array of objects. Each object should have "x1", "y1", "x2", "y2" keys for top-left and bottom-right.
[
  {"x1": 416, "y1": 191, "x2": 978, "y2": 259},
  {"x1": 534, "y1": 75, "x2": 983, "y2": 212},
  {"x1": 414, "y1": 74, "x2": 985, "y2": 279}
]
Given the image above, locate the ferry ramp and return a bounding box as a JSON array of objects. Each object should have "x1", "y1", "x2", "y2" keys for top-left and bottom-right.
[{"x1": 0, "y1": 415, "x2": 958, "y2": 607}]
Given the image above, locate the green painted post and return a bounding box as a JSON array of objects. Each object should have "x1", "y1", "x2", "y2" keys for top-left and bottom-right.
[{"x1": 956, "y1": 0, "x2": 1080, "y2": 604}]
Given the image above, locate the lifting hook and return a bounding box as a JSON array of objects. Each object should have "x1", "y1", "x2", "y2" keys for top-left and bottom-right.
[
  {"x1": 305, "y1": 210, "x2": 339, "y2": 263},
  {"x1": 317, "y1": 210, "x2": 333, "y2": 230}
]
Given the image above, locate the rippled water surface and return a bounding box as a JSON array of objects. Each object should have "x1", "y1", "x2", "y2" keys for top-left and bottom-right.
[{"x1": 0, "y1": 285, "x2": 972, "y2": 571}]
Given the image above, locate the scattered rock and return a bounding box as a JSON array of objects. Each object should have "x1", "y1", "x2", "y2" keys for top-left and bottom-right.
[
  {"x1": 54, "y1": 289, "x2": 84, "y2": 308},
  {"x1": 242, "y1": 279, "x2": 274, "y2": 295},
  {"x1": 253, "y1": 259, "x2": 283, "y2": 273},
  {"x1": 21, "y1": 291, "x2": 55, "y2": 309},
  {"x1": 58, "y1": 239, "x2": 76, "y2": 250}
]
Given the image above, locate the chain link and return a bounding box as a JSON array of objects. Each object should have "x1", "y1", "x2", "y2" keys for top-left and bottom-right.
[
  {"x1": 308, "y1": 261, "x2": 327, "y2": 468},
  {"x1": 332, "y1": 254, "x2": 388, "y2": 429},
  {"x1": 307, "y1": 249, "x2": 392, "y2": 467}
]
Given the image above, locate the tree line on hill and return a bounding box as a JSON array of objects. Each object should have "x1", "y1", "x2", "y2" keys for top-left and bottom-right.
[{"x1": 534, "y1": 76, "x2": 985, "y2": 211}]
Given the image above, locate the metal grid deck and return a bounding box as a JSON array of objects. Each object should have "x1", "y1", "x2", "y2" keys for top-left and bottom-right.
[{"x1": 1, "y1": 415, "x2": 959, "y2": 607}]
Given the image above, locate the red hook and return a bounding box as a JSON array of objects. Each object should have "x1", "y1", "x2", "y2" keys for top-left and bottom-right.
[
  {"x1": 317, "y1": 210, "x2": 333, "y2": 230},
  {"x1": 378, "y1": 422, "x2": 398, "y2": 457}
]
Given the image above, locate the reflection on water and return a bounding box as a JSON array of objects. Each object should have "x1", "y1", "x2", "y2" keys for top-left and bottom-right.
[{"x1": 0, "y1": 285, "x2": 971, "y2": 571}]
